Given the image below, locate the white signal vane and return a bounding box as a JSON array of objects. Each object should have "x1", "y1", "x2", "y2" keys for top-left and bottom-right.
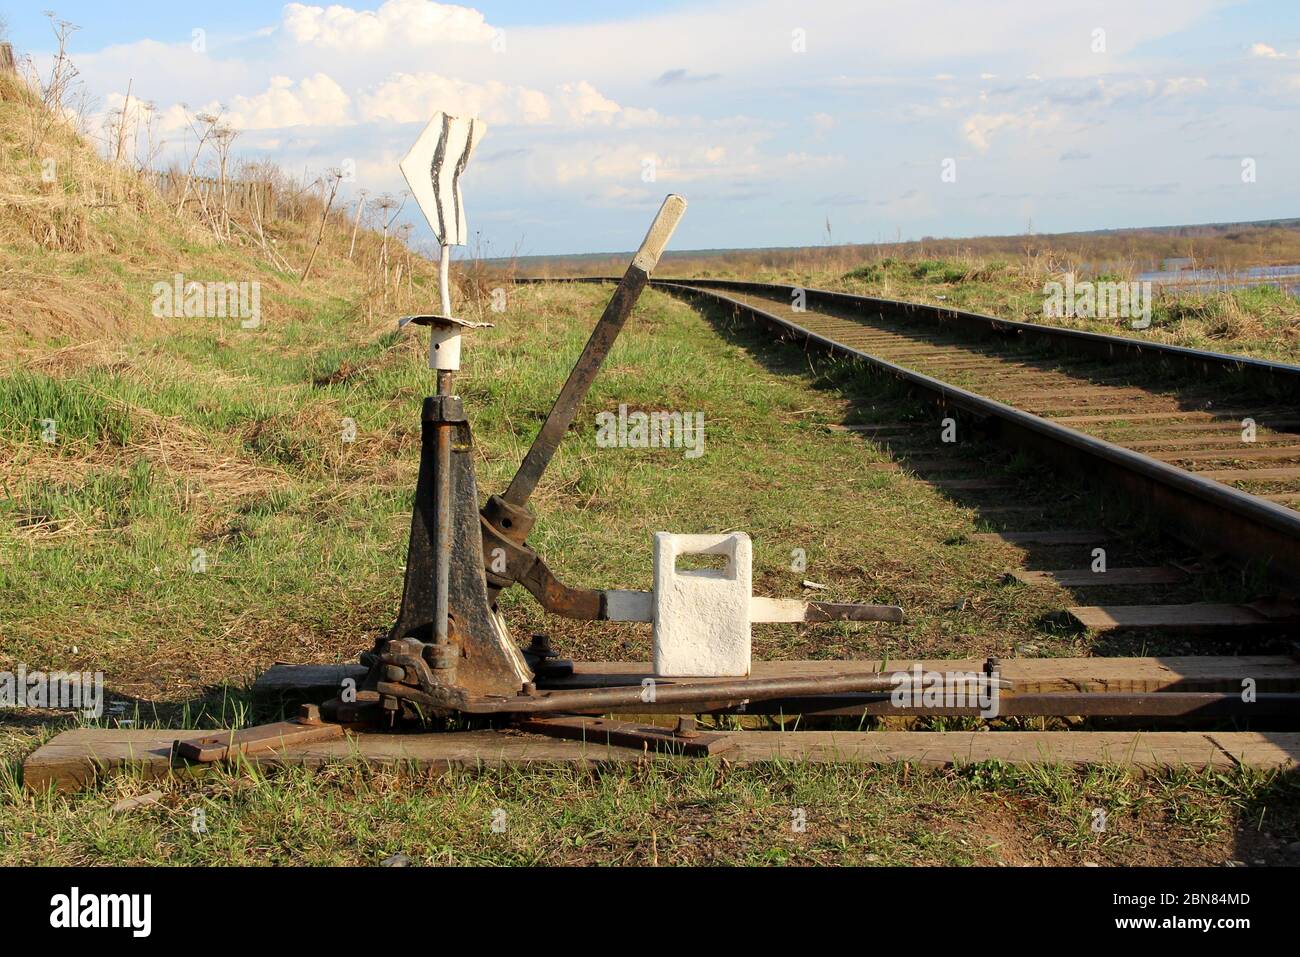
[{"x1": 399, "y1": 112, "x2": 488, "y2": 372}]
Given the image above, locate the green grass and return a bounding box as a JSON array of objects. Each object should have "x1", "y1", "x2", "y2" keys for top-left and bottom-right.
[
  {"x1": 3, "y1": 282, "x2": 1298, "y2": 865},
  {"x1": 0, "y1": 370, "x2": 136, "y2": 446},
  {"x1": 2, "y1": 748, "x2": 1295, "y2": 866}
]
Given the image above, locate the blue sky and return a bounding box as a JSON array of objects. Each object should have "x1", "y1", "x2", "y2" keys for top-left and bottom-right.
[{"x1": 6, "y1": 1, "x2": 1300, "y2": 256}]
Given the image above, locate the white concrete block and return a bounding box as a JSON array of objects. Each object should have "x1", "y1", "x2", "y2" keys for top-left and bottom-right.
[{"x1": 652, "y1": 532, "x2": 752, "y2": 676}]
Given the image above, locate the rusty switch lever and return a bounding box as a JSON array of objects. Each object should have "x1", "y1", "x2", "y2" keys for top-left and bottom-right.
[{"x1": 502, "y1": 194, "x2": 687, "y2": 510}]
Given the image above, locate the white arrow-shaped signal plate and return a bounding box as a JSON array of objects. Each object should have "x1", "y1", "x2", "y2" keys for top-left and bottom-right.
[{"x1": 399, "y1": 112, "x2": 486, "y2": 247}]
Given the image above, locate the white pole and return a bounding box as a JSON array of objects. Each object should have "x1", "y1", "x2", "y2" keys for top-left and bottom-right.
[
  {"x1": 439, "y1": 242, "x2": 452, "y2": 316},
  {"x1": 431, "y1": 243, "x2": 462, "y2": 372}
]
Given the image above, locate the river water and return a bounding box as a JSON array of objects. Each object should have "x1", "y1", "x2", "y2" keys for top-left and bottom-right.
[{"x1": 1135, "y1": 262, "x2": 1300, "y2": 296}]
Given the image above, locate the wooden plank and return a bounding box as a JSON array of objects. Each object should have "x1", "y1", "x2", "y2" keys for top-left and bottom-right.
[
  {"x1": 1052, "y1": 409, "x2": 1294, "y2": 425},
  {"x1": 1197, "y1": 466, "x2": 1300, "y2": 482},
  {"x1": 254, "y1": 663, "x2": 366, "y2": 698},
  {"x1": 1009, "y1": 566, "x2": 1185, "y2": 587},
  {"x1": 1125, "y1": 435, "x2": 1298, "y2": 450},
  {"x1": 972, "y1": 505, "x2": 1048, "y2": 516},
  {"x1": 1022, "y1": 399, "x2": 1151, "y2": 413},
  {"x1": 1157, "y1": 446, "x2": 1300, "y2": 464},
  {"x1": 724, "y1": 731, "x2": 1299, "y2": 770},
  {"x1": 974, "y1": 530, "x2": 1107, "y2": 545},
  {"x1": 896, "y1": 457, "x2": 979, "y2": 472},
  {"x1": 896, "y1": 354, "x2": 1050, "y2": 366},
  {"x1": 823, "y1": 423, "x2": 913, "y2": 434},
  {"x1": 997, "y1": 387, "x2": 1154, "y2": 403},
  {"x1": 1067, "y1": 603, "x2": 1273, "y2": 631},
  {"x1": 1261, "y1": 492, "x2": 1300, "y2": 505},
  {"x1": 24, "y1": 728, "x2": 1298, "y2": 791},
  {"x1": 22, "y1": 728, "x2": 617, "y2": 794},
  {"x1": 1100, "y1": 421, "x2": 1300, "y2": 437}
]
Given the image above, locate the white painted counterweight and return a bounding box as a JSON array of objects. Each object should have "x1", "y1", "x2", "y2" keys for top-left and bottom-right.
[{"x1": 652, "y1": 532, "x2": 752, "y2": 676}]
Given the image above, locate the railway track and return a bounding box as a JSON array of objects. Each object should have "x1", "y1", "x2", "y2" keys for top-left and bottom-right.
[{"x1": 651, "y1": 278, "x2": 1300, "y2": 590}]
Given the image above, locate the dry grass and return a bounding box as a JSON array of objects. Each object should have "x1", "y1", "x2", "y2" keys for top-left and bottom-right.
[{"x1": 0, "y1": 65, "x2": 443, "y2": 353}]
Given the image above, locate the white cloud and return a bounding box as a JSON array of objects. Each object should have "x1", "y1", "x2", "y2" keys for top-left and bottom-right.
[
  {"x1": 556, "y1": 81, "x2": 620, "y2": 124},
  {"x1": 356, "y1": 74, "x2": 663, "y2": 129},
  {"x1": 1159, "y1": 76, "x2": 1208, "y2": 96},
  {"x1": 360, "y1": 73, "x2": 551, "y2": 124},
  {"x1": 962, "y1": 106, "x2": 1062, "y2": 152},
  {"x1": 1249, "y1": 42, "x2": 1285, "y2": 59},
  {"x1": 811, "y1": 112, "x2": 835, "y2": 136},
  {"x1": 281, "y1": 0, "x2": 495, "y2": 51},
  {"x1": 227, "y1": 74, "x2": 353, "y2": 129},
  {"x1": 101, "y1": 91, "x2": 153, "y2": 130},
  {"x1": 547, "y1": 143, "x2": 730, "y2": 187}
]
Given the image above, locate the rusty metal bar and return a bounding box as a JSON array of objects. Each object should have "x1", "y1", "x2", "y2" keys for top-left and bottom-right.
[
  {"x1": 805, "y1": 601, "x2": 905, "y2": 623},
  {"x1": 461, "y1": 671, "x2": 1009, "y2": 714},
  {"x1": 516, "y1": 714, "x2": 733, "y2": 755},
  {"x1": 433, "y1": 370, "x2": 454, "y2": 647},
  {"x1": 502, "y1": 269, "x2": 646, "y2": 505}
]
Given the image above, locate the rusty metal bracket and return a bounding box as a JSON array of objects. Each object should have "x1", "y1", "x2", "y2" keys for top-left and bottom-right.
[
  {"x1": 174, "y1": 706, "x2": 344, "y2": 763},
  {"x1": 480, "y1": 508, "x2": 604, "y2": 618}
]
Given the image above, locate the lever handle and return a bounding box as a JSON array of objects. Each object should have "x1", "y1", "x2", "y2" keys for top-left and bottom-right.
[
  {"x1": 502, "y1": 195, "x2": 687, "y2": 508},
  {"x1": 632, "y1": 194, "x2": 687, "y2": 274}
]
